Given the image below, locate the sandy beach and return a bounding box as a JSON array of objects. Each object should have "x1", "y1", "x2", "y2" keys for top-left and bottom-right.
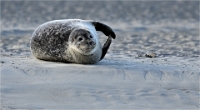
[{"x1": 1, "y1": 1, "x2": 199, "y2": 109}]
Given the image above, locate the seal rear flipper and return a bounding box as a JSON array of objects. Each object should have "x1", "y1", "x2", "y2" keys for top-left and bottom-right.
[
  {"x1": 91, "y1": 21, "x2": 116, "y2": 61},
  {"x1": 99, "y1": 35, "x2": 112, "y2": 61},
  {"x1": 92, "y1": 21, "x2": 116, "y2": 39}
]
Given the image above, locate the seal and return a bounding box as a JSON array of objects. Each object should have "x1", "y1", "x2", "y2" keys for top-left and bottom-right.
[{"x1": 30, "y1": 19, "x2": 116, "y2": 64}]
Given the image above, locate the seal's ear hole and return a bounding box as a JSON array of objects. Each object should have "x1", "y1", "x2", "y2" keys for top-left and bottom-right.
[{"x1": 89, "y1": 35, "x2": 93, "y2": 38}]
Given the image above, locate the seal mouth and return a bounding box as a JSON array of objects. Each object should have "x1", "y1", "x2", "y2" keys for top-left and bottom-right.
[
  {"x1": 79, "y1": 47, "x2": 95, "y2": 55},
  {"x1": 78, "y1": 41, "x2": 96, "y2": 54},
  {"x1": 70, "y1": 44, "x2": 96, "y2": 56}
]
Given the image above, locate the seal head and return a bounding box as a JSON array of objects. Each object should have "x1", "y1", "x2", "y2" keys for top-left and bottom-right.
[{"x1": 68, "y1": 28, "x2": 97, "y2": 56}]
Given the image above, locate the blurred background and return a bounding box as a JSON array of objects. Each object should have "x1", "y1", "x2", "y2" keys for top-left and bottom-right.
[{"x1": 1, "y1": 1, "x2": 199, "y2": 58}]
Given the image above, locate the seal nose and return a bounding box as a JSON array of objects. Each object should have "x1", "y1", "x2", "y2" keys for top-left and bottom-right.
[
  {"x1": 86, "y1": 41, "x2": 95, "y2": 47},
  {"x1": 89, "y1": 41, "x2": 93, "y2": 45}
]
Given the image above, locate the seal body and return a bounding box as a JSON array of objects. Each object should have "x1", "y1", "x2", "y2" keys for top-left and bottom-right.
[{"x1": 31, "y1": 19, "x2": 116, "y2": 64}]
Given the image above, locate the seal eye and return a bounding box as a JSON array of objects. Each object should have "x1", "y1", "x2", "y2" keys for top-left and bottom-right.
[
  {"x1": 89, "y1": 35, "x2": 93, "y2": 38},
  {"x1": 78, "y1": 37, "x2": 83, "y2": 41}
]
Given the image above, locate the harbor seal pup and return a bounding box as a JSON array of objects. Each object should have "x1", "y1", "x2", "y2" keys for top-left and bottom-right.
[{"x1": 30, "y1": 19, "x2": 116, "y2": 64}]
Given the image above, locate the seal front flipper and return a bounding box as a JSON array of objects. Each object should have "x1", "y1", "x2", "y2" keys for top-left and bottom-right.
[
  {"x1": 99, "y1": 35, "x2": 112, "y2": 61},
  {"x1": 92, "y1": 21, "x2": 116, "y2": 39}
]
